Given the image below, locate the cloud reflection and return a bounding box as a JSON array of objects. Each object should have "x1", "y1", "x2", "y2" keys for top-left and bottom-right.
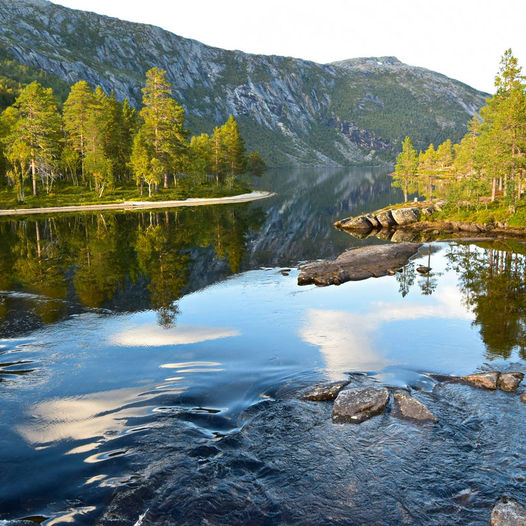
[
  {"x1": 111, "y1": 325, "x2": 240, "y2": 347},
  {"x1": 300, "y1": 286, "x2": 473, "y2": 380}
]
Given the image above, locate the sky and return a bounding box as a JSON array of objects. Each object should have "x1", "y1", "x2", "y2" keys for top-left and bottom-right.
[{"x1": 53, "y1": 0, "x2": 526, "y2": 94}]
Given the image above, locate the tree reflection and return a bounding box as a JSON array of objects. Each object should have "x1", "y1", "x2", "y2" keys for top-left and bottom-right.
[
  {"x1": 0, "y1": 204, "x2": 264, "y2": 331},
  {"x1": 446, "y1": 242, "x2": 526, "y2": 360}
]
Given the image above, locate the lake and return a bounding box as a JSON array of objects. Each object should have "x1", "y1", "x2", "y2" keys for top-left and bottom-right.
[{"x1": 0, "y1": 167, "x2": 525, "y2": 525}]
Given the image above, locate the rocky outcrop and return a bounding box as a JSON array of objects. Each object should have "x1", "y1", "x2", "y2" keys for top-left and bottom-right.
[
  {"x1": 391, "y1": 207, "x2": 421, "y2": 225},
  {"x1": 392, "y1": 392, "x2": 438, "y2": 423},
  {"x1": 490, "y1": 497, "x2": 526, "y2": 526},
  {"x1": 0, "y1": 0, "x2": 487, "y2": 166},
  {"x1": 297, "y1": 242, "x2": 421, "y2": 286},
  {"x1": 332, "y1": 387, "x2": 389, "y2": 424},
  {"x1": 301, "y1": 380, "x2": 350, "y2": 401},
  {"x1": 497, "y1": 372, "x2": 525, "y2": 392}
]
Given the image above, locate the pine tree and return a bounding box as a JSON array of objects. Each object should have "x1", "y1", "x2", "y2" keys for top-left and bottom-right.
[
  {"x1": 7, "y1": 81, "x2": 61, "y2": 196},
  {"x1": 139, "y1": 67, "x2": 188, "y2": 189},
  {"x1": 392, "y1": 136, "x2": 418, "y2": 202},
  {"x1": 417, "y1": 144, "x2": 437, "y2": 201},
  {"x1": 222, "y1": 115, "x2": 246, "y2": 184}
]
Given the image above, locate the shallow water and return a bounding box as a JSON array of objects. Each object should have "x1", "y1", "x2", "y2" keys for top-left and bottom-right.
[{"x1": 0, "y1": 167, "x2": 525, "y2": 525}]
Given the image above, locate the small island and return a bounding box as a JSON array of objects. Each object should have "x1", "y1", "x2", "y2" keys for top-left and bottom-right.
[
  {"x1": 0, "y1": 67, "x2": 266, "y2": 211},
  {"x1": 337, "y1": 50, "x2": 526, "y2": 240}
]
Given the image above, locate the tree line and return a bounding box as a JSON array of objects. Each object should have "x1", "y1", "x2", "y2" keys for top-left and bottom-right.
[
  {"x1": 392, "y1": 49, "x2": 526, "y2": 207},
  {"x1": 0, "y1": 67, "x2": 265, "y2": 202}
]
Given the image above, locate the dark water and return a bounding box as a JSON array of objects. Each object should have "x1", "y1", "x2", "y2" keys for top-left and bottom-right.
[{"x1": 0, "y1": 167, "x2": 525, "y2": 525}]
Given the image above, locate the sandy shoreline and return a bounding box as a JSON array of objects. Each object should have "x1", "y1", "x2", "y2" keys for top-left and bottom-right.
[{"x1": 0, "y1": 191, "x2": 275, "y2": 217}]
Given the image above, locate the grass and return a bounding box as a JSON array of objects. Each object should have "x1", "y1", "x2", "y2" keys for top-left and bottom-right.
[{"x1": 0, "y1": 178, "x2": 252, "y2": 210}]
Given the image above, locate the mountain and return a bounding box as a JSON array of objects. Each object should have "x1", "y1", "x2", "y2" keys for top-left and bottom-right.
[{"x1": 0, "y1": 0, "x2": 488, "y2": 166}]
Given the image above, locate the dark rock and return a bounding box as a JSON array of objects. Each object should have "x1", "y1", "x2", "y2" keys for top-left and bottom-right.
[
  {"x1": 490, "y1": 497, "x2": 526, "y2": 526},
  {"x1": 416, "y1": 266, "x2": 431, "y2": 274},
  {"x1": 376, "y1": 210, "x2": 396, "y2": 228},
  {"x1": 301, "y1": 380, "x2": 350, "y2": 401},
  {"x1": 461, "y1": 371, "x2": 500, "y2": 390},
  {"x1": 391, "y1": 207, "x2": 421, "y2": 226},
  {"x1": 332, "y1": 386, "x2": 389, "y2": 423},
  {"x1": 392, "y1": 392, "x2": 438, "y2": 423},
  {"x1": 497, "y1": 372, "x2": 524, "y2": 392},
  {"x1": 298, "y1": 243, "x2": 421, "y2": 286}
]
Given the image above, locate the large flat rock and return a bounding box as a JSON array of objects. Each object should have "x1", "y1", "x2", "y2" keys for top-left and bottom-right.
[
  {"x1": 392, "y1": 392, "x2": 438, "y2": 423},
  {"x1": 298, "y1": 243, "x2": 421, "y2": 286},
  {"x1": 332, "y1": 386, "x2": 389, "y2": 424}
]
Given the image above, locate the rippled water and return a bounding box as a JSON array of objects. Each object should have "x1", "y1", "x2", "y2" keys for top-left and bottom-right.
[{"x1": 0, "y1": 167, "x2": 525, "y2": 525}]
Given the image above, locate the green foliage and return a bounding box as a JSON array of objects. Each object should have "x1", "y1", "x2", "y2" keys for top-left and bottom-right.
[{"x1": 392, "y1": 136, "x2": 417, "y2": 202}]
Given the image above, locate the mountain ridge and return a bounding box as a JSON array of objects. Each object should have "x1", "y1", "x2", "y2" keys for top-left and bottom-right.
[{"x1": 0, "y1": 0, "x2": 488, "y2": 166}]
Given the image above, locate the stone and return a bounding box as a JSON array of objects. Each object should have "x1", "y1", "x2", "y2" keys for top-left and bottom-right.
[
  {"x1": 390, "y1": 229, "x2": 421, "y2": 243},
  {"x1": 364, "y1": 214, "x2": 381, "y2": 229},
  {"x1": 421, "y1": 206, "x2": 435, "y2": 216},
  {"x1": 490, "y1": 497, "x2": 526, "y2": 526},
  {"x1": 521, "y1": 393, "x2": 526, "y2": 403},
  {"x1": 301, "y1": 380, "x2": 350, "y2": 401},
  {"x1": 391, "y1": 207, "x2": 421, "y2": 226},
  {"x1": 392, "y1": 392, "x2": 438, "y2": 423},
  {"x1": 336, "y1": 215, "x2": 373, "y2": 231},
  {"x1": 497, "y1": 372, "x2": 524, "y2": 392},
  {"x1": 298, "y1": 243, "x2": 421, "y2": 286},
  {"x1": 461, "y1": 371, "x2": 500, "y2": 390},
  {"x1": 332, "y1": 387, "x2": 389, "y2": 424},
  {"x1": 416, "y1": 265, "x2": 431, "y2": 274},
  {"x1": 376, "y1": 210, "x2": 396, "y2": 228}
]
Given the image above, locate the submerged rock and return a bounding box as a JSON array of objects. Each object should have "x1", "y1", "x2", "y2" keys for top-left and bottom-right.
[
  {"x1": 301, "y1": 380, "x2": 350, "y2": 401},
  {"x1": 332, "y1": 387, "x2": 389, "y2": 424},
  {"x1": 392, "y1": 392, "x2": 438, "y2": 423},
  {"x1": 298, "y1": 243, "x2": 421, "y2": 286},
  {"x1": 497, "y1": 372, "x2": 524, "y2": 392},
  {"x1": 461, "y1": 372, "x2": 500, "y2": 390},
  {"x1": 416, "y1": 265, "x2": 432, "y2": 274},
  {"x1": 490, "y1": 497, "x2": 526, "y2": 526}
]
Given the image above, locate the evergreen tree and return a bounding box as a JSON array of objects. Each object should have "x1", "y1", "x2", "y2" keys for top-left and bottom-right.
[
  {"x1": 222, "y1": 115, "x2": 246, "y2": 185},
  {"x1": 392, "y1": 136, "x2": 418, "y2": 202},
  {"x1": 7, "y1": 81, "x2": 61, "y2": 197},
  {"x1": 139, "y1": 67, "x2": 188, "y2": 189}
]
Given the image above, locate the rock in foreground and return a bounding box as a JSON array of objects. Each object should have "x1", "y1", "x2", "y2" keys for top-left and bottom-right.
[
  {"x1": 332, "y1": 387, "x2": 389, "y2": 424},
  {"x1": 461, "y1": 372, "x2": 500, "y2": 390},
  {"x1": 490, "y1": 497, "x2": 526, "y2": 526},
  {"x1": 301, "y1": 380, "x2": 350, "y2": 401},
  {"x1": 497, "y1": 372, "x2": 525, "y2": 392},
  {"x1": 392, "y1": 392, "x2": 438, "y2": 423},
  {"x1": 298, "y1": 243, "x2": 421, "y2": 286}
]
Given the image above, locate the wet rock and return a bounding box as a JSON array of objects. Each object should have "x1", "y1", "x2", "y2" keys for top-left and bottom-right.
[
  {"x1": 301, "y1": 380, "x2": 350, "y2": 401},
  {"x1": 521, "y1": 393, "x2": 526, "y2": 403},
  {"x1": 376, "y1": 210, "x2": 396, "y2": 228},
  {"x1": 336, "y1": 215, "x2": 373, "y2": 231},
  {"x1": 392, "y1": 392, "x2": 438, "y2": 423},
  {"x1": 391, "y1": 207, "x2": 421, "y2": 226},
  {"x1": 332, "y1": 386, "x2": 389, "y2": 424},
  {"x1": 461, "y1": 371, "x2": 500, "y2": 390},
  {"x1": 497, "y1": 372, "x2": 524, "y2": 392},
  {"x1": 416, "y1": 265, "x2": 431, "y2": 274},
  {"x1": 490, "y1": 497, "x2": 526, "y2": 526},
  {"x1": 298, "y1": 243, "x2": 421, "y2": 286}
]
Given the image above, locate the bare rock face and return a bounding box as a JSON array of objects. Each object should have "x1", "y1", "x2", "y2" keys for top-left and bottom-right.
[
  {"x1": 301, "y1": 380, "x2": 350, "y2": 401},
  {"x1": 461, "y1": 372, "x2": 500, "y2": 390},
  {"x1": 392, "y1": 392, "x2": 438, "y2": 423},
  {"x1": 497, "y1": 372, "x2": 524, "y2": 392},
  {"x1": 332, "y1": 387, "x2": 389, "y2": 424},
  {"x1": 298, "y1": 243, "x2": 421, "y2": 286},
  {"x1": 391, "y1": 207, "x2": 421, "y2": 226},
  {"x1": 490, "y1": 497, "x2": 526, "y2": 526}
]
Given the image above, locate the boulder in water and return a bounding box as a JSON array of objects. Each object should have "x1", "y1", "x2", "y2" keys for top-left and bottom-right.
[{"x1": 332, "y1": 386, "x2": 389, "y2": 424}]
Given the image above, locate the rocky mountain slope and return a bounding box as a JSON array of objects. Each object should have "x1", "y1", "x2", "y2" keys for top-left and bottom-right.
[{"x1": 0, "y1": 0, "x2": 488, "y2": 166}]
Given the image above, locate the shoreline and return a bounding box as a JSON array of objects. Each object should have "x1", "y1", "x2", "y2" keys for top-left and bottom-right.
[{"x1": 0, "y1": 191, "x2": 275, "y2": 217}]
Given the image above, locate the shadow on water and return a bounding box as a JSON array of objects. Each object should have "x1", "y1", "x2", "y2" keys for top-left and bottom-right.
[{"x1": 0, "y1": 167, "x2": 525, "y2": 525}]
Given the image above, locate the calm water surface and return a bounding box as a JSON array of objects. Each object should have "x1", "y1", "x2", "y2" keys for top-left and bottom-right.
[{"x1": 0, "y1": 167, "x2": 525, "y2": 525}]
